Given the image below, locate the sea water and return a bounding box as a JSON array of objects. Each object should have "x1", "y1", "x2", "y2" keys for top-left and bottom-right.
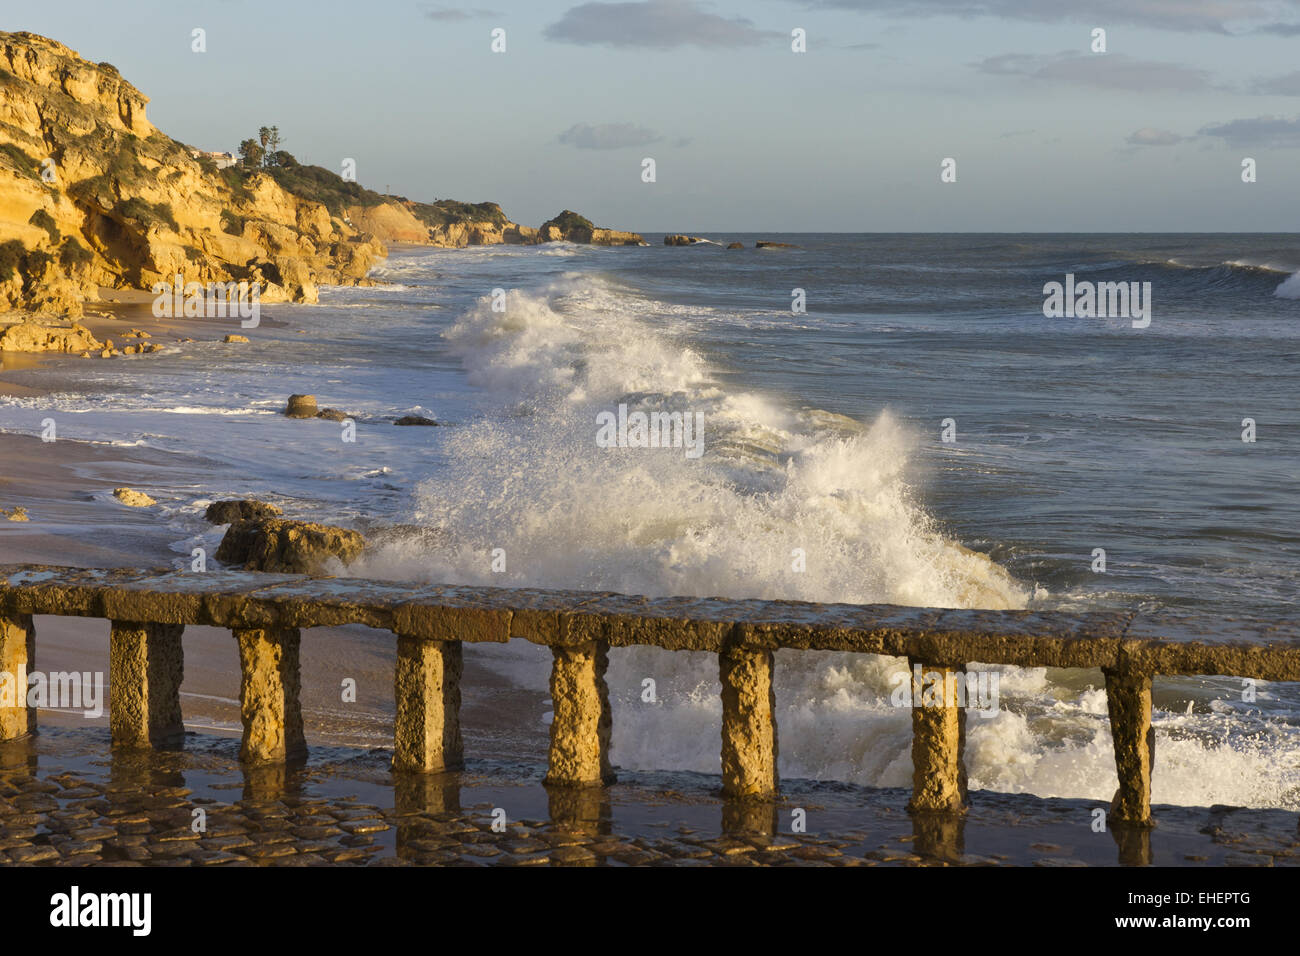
[{"x1": 2, "y1": 234, "x2": 1297, "y2": 809}]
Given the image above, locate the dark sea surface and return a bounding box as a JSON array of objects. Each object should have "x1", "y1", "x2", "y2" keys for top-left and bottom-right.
[{"x1": 2, "y1": 234, "x2": 1297, "y2": 810}]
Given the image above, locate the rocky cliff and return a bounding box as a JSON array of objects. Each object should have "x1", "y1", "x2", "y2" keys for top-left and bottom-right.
[
  {"x1": 0, "y1": 32, "x2": 388, "y2": 314},
  {"x1": 0, "y1": 31, "x2": 643, "y2": 319}
]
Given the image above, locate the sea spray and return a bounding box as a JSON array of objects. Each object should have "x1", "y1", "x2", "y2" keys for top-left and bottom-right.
[{"x1": 354, "y1": 273, "x2": 1040, "y2": 790}]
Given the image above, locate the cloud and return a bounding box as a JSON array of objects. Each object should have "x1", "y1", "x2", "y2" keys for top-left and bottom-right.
[
  {"x1": 545, "y1": 0, "x2": 776, "y2": 47},
  {"x1": 558, "y1": 122, "x2": 663, "y2": 149},
  {"x1": 1199, "y1": 114, "x2": 1300, "y2": 148},
  {"x1": 973, "y1": 51, "x2": 1213, "y2": 91},
  {"x1": 793, "y1": 0, "x2": 1300, "y2": 34},
  {"x1": 423, "y1": 5, "x2": 500, "y2": 20},
  {"x1": 1126, "y1": 127, "x2": 1184, "y2": 146},
  {"x1": 1254, "y1": 71, "x2": 1300, "y2": 94},
  {"x1": 1256, "y1": 21, "x2": 1300, "y2": 34}
]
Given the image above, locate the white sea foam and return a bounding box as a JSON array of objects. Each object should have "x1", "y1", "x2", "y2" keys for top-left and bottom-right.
[
  {"x1": 1275, "y1": 271, "x2": 1300, "y2": 299},
  {"x1": 353, "y1": 270, "x2": 1300, "y2": 810}
]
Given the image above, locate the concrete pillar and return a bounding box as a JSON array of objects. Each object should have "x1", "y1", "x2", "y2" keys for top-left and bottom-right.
[
  {"x1": 393, "y1": 635, "x2": 463, "y2": 773},
  {"x1": 719, "y1": 645, "x2": 778, "y2": 800},
  {"x1": 0, "y1": 613, "x2": 36, "y2": 740},
  {"x1": 544, "y1": 642, "x2": 614, "y2": 787},
  {"x1": 907, "y1": 660, "x2": 968, "y2": 814},
  {"x1": 233, "y1": 627, "x2": 305, "y2": 763},
  {"x1": 109, "y1": 621, "x2": 185, "y2": 748},
  {"x1": 1104, "y1": 667, "x2": 1155, "y2": 827}
]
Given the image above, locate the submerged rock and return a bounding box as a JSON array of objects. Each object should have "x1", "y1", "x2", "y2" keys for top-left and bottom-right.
[
  {"x1": 113, "y1": 487, "x2": 156, "y2": 507},
  {"x1": 284, "y1": 394, "x2": 318, "y2": 418},
  {"x1": 315, "y1": 408, "x2": 349, "y2": 422},
  {"x1": 215, "y1": 517, "x2": 366, "y2": 573},
  {"x1": 726, "y1": 242, "x2": 744, "y2": 250},
  {"x1": 204, "y1": 498, "x2": 283, "y2": 525},
  {"x1": 755, "y1": 241, "x2": 799, "y2": 249},
  {"x1": 393, "y1": 415, "x2": 439, "y2": 426}
]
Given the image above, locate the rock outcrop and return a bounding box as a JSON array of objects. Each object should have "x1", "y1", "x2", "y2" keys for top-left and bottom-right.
[
  {"x1": 537, "y1": 210, "x2": 643, "y2": 246},
  {"x1": 112, "y1": 487, "x2": 155, "y2": 507},
  {"x1": 0, "y1": 319, "x2": 102, "y2": 352},
  {"x1": 283, "y1": 394, "x2": 317, "y2": 418},
  {"x1": 204, "y1": 499, "x2": 283, "y2": 525},
  {"x1": 665, "y1": 235, "x2": 707, "y2": 246},
  {"x1": 215, "y1": 517, "x2": 366, "y2": 573}
]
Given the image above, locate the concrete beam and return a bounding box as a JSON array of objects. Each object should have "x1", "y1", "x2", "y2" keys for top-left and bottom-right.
[
  {"x1": 233, "y1": 627, "x2": 305, "y2": 763},
  {"x1": 393, "y1": 635, "x2": 463, "y2": 773},
  {"x1": 109, "y1": 621, "x2": 184, "y2": 748}
]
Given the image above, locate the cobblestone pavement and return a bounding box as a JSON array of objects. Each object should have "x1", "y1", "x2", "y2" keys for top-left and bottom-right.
[{"x1": 2, "y1": 728, "x2": 1298, "y2": 866}]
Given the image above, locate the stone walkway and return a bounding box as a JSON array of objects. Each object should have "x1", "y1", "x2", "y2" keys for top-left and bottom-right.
[{"x1": 3, "y1": 728, "x2": 1298, "y2": 867}]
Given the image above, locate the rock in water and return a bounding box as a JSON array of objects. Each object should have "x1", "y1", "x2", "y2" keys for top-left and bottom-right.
[
  {"x1": 664, "y1": 235, "x2": 707, "y2": 246},
  {"x1": 755, "y1": 241, "x2": 799, "y2": 249},
  {"x1": 215, "y1": 518, "x2": 366, "y2": 573},
  {"x1": 204, "y1": 499, "x2": 283, "y2": 525},
  {"x1": 726, "y1": 242, "x2": 744, "y2": 250},
  {"x1": 393, "y1": 415, "x2": 439, "y2": 426},
  {"x1": 113, "y1": 488, "x2": 156, "y2": 507},
  {"x1": 223, "y1": 334, "x2": 250, "y2": 344},
  {"x1": 315, "y1": 408, "x2": 349, "y2": 422},
  {"x1": 284, "y1": 394, "x2": 318, "y2": 418},
  {"x1": 1, "y1": 506, "x2": 30, "y2": 522}
]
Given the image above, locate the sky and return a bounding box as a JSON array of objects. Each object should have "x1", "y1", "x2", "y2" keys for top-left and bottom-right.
[{"x1": 10, "y1": 0, "x2": 1300, "y2": 231}]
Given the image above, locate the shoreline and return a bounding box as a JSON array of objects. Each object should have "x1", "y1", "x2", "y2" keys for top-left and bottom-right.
[{"x1": 0, "y1": 305, "x2": 267, "y2": 399}]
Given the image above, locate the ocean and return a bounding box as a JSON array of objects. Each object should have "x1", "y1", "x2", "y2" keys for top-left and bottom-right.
[{"x1": 2, "y1": 233, "x2": 1298, "y2": 811}]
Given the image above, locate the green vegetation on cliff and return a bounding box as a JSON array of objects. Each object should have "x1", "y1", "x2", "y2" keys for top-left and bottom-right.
[
  {"x1": 264, "y1": 158, "x2": 387, "y2": 216},
  {"x1": 407, "y1": 200, "x2": 509, "y2": 228},
  {"x1": 542, "y1": 209, "x2": 595, "y2": 234}
]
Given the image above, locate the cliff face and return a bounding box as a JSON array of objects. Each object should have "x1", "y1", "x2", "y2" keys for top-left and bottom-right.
[
  {"x1": 347, "y1": 202, "x2": 643, "y2": 249},
  {"x1": 0, "y1": 32, "x2": 643, "y2": 318},
  {"x1": 0, "y1": 32, "x2": 387, "y2": 314}
]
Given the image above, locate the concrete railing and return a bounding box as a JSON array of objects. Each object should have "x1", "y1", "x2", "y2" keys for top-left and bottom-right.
[{"x1": 2, "y1": 564, "x2": 1298, "y2": 829}]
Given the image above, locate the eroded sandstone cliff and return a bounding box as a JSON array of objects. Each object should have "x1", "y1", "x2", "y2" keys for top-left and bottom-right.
[
  {"x1": 0, "y1": 32, "x2": 387, "y2": 314},
  {"x1": 0, "y1": 31, "x2": 643, "y2": 320}
]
